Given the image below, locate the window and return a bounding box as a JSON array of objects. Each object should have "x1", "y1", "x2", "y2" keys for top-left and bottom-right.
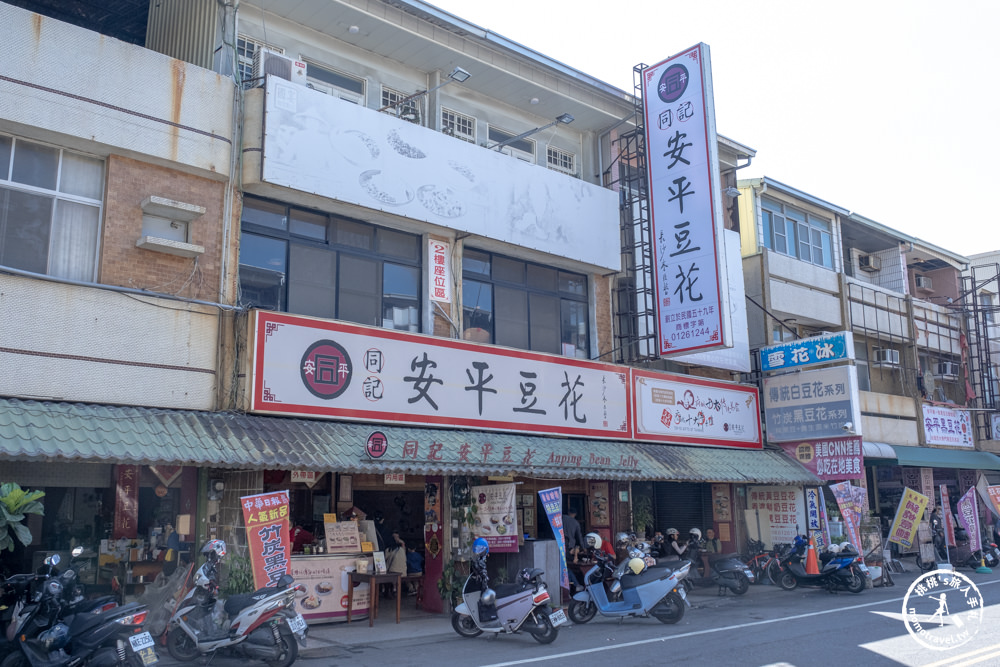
[
  {"x1": 980, "y1": 292, "x2": 995, "y2": 324},
  {"x1": 487, "y1": 126, "x2": 535, "y2": 163},
  {"x1": 760, "y1": 197, "x2": 833, "y2": 268},
  {"x1": 0, "y1": 134, "x2": 103, "y2": 282},
  {"x1": 462, "y1": 249, "x2": 589, "y2": 357},
  {"x1": 441, "y1": 108, "x2": 476, "y2": 143},
  {"x1": 855, "y1": 342, "x2": 870, "y2": 392},
  {"x1": 546, "y1": 146, "x2": 576, "y2": 175},
  {"x1": 381, "y1": 86, "x2": 421, "y2": 124},
  {"x1": 238, "y1": 197, "x2": 421, "y2": 330},
  {"x1": 236, "y1": 36, "x2": 283, "y2": 89},
  {"x1": 304, "y1": 61, "x2": 365, "y2": 103}
]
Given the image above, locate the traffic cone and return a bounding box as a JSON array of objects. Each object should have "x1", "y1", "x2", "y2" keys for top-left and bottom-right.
[{"x1": 805, "y1": 537, "x2": 820, "y2": 575}]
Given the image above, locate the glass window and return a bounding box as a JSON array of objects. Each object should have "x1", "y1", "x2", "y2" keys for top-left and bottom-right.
[
  {"x1": 238, "y1": 196, "x2": 421, "y2": 330},
  {"x1": 462, "y1": 249, "x2": 590, "y2": 357},
  {"x1": 441, "y1": 108, "x2": 476, "y2": 143},
  {"x1": 0, "y1": 135, "x2": 103, "y2": 281},
  {"x1": 760, "y1": 197, "x2": 833, "y2": 269}
]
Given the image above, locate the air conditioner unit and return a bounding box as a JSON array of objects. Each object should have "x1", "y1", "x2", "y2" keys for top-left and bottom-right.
[
  {"x1": 915, "y1": 275, "x2": 933, "y2": 290},
  {"x1": 252, "y1": 49, "x2": 307, "y2": 85},
  {"x1": 935, "y1": 362, "x2": 960, "y2": 379},
  {"x1": 858, "y1": 254, "x2": 881, "y2": 272},
  {"x1": 873, "y1": 348, "x2": 900, "y2": 367}
]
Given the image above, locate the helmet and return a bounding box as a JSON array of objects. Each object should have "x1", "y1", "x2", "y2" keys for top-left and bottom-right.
[
  {"x1": 627, "y1": 557, "x2": 646, "y2": 575},
  {"x1": 628, "y1": 547, "x2": 644, "y2": 560},
  {"x1": 201, "y1": 539, "x2": 227, "y2": 562},
  {"x1": 615, "y1": 532, "x2": 631, "y2": 548},
  {"x1": 39, "y1": 624, "x2": 70, "y2": 651},
  {"x1": 585, "y1": 532, "x2": 602, "y2": 550},
  {"x1": 472, "y1": 537, "x2": 489, "y2": 558},
  {"x1": 665, "y1": 528, "x2": 679, "y2": 537},
  {"x1": 689, "y1": 528, "x2": 702, "y2": 540},
  {"x1": 637, "y1": 542, "x2": 650, "y2": 553}
]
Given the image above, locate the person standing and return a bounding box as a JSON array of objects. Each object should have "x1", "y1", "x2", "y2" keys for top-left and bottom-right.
[{"x1": 562, "y1": 509, "x2": 585, "y2": 590}]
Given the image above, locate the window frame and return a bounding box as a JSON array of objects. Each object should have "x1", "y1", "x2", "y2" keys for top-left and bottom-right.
[
  {"x1": 487, "y1": 126, "x2": 536, "y2": 163},
  {"x1": 760, "y1": 196, "x2": 833, "y2": 268},
  {"x1": 441, "y1": 107, "x2": 476, "y2": 143},
  {"x1": 546, "y1": 146, "x2": 576, "y2": 175},
  {"x1": 303, "y1": 60, "x2": 366, "y2": 103},
  {"x1": 236, "y1": 35, "x2": 284, "y2": 90},
  {"x1": 380, "y1": 86, "x2": 421, "y2": 124}
]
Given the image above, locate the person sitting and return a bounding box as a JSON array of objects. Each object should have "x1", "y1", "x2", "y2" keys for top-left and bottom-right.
[
  {"x1": 703, "y1": 528, "x2": 721, "y2": 554},
  {"x1": 664, "y1": 527, "x2": 687, "y2": 561},
  {"x1": 290, "y1": 523, "x2": 314, "y2": 553}
]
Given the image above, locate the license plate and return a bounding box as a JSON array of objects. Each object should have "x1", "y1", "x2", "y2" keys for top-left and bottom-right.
[
  {"x1": 287, "y1": 614, "x2": 308, "y2": 634},
  {"x1": 676, "y1": 585, "x2": 687, "y2": 600},
  {"x1": 743, "y1": 569, "x2": 755, "y2": 581},
  {"x1": 548, "y1": 609, "x2": 567, "y2": 627},
  {"x1": 858, "y1": 564, "x2": 870, "y2": 574},
  {"x1": 129, "y1": 632, "x2": 155, "y2": 652}
]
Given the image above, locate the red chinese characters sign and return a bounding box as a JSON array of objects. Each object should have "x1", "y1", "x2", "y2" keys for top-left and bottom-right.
[
  {"x1": 113, "y1": 465, "x2": 140, "y2": 539},
  {"x1": 780, "y1": 437, "x2": 863, "y2": 481},
  {"x1": 241, "y1": 491, "x2": 291, "y2": 589}
]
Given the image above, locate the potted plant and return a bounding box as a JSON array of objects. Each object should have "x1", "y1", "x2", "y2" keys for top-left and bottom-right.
[
  {"x1": 436, "y1": 559, "x2": 468, "y2": 611},
  {"x1": 0, "y1": 483, "x2": 44, "y2": 552}
]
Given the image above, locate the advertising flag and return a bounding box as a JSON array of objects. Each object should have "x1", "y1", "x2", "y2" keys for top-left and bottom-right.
[
  {"x1": 888, "y1": 487, "x2": 929, "y2": 548},
  {"x1": 956, "y1": 487, "x2": 982, "y2": 553},
  {"x1": 538, "y1": 487, "x2": 569, "y2": 590},
  {"x1": 241, "y1": 490, "x2": 291, "y2": 588},
  {"x1": 940, "y1": 485, "x2": 957, "y2": 548},
  {"x1": 828, "y1": 481, "x2": 864, "y2": 550}
]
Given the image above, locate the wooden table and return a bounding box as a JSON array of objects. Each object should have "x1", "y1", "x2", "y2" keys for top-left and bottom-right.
[{"x1": 347, "y1": 572, "x2": 400, "y2": 627}]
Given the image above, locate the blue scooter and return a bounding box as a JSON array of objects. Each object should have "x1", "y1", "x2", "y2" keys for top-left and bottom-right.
[
  {"x1": 776, "y1": 535, "x2": 867, "y2": 593},
  {"x1": 568, "y1": 545, "x2": 690, "y2": 625}
]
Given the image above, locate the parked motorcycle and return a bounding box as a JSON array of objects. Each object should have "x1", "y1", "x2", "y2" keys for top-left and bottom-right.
[
  {"x1": 683, "y1": 529, "x2": 754, "y2": 596},
  {"x1": 452, "y1": 538, "x2": 564, "y2": 644},
  {"x1": 165, "y1": 540, "x2": 308, "y2": 667},
  {"x1": 776, "y1": 536, "x2": 867, "y2": 593},
  {"x1": 568, "y1": 533, "x2": 689, "y2": 625}
]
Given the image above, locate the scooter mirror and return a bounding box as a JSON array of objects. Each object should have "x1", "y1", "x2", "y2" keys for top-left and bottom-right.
[
  {"x1": 45, "y1": 554, "x2": 60, "y2": 567},
  {"x1": 72, "y1": 546, "x2": 84, "y2": 557}
]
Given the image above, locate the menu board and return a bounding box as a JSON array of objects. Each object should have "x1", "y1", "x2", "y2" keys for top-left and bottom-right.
[
  {"x1": 325, "y1": 521, "x2": 361, "y2": 553},
  {"x1": 289, "y1": 555, "x2": 369, "y2": 623}
]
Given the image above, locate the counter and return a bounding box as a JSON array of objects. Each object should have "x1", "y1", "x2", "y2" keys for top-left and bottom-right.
[{"x1": 289, "y1": 554, "x2": 371, "y2": 624}]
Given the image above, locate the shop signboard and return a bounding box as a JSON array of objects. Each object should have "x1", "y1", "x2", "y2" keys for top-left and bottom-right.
[
  {"x1": 780, "y1": 437, "x2": 863, "y2": 481},
  {"x1": 987, "y1": 485, "x2": 1000, "y2": 518},
  {"x1": 113, "y1": 465, "x2": 140, "y2": 539},
  {"x1": 641, "y1": 43, "x2": 731, "y2": 357},
  {"x1": 241, "y1": 490, "x2": 291, "y2": 588},
  {"x1": 747, "y1": 486, "x2": 805, "y2": 545},
  {"x1": 289, "y1": 555, "x2": 368, "y2": 622},
  {"x1": 956, "y1": 488, "x2": 982, "y2": 553},
  {"x1": 760, "y1": 331, "x2": 853, "y2": 372},
  {"x1": 470, "y1": 483, "x2": 518, "y2": 553},
  {"x1": 992, "y1": 414, "x2": 1000, "y2": 441},
  {"x1": 632, "y1": 369, "x2": 761, "y2": 448},
  {"x1": 252, "y1": 311, "x2": 631, "y2": 440},
  {"x1": 428, "y1": 239, "x2": 451, "y2": 303},
  {"x1": 539, "y1": 487, "x2": 569, "y2": 591},
  {"x1": 762, "y1": 366, "x2": 862, "y2": 442},
  {"x1": 888, "y1": 487, "x2": 929, "y2": 548},
  {"x1": 922, "y1": 405, "x2": 974, "y2": 448},
  {"x1": 324, "y1": 521, "x2": 362, "y2": 554}
]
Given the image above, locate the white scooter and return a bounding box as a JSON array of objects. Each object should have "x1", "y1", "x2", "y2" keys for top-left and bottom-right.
[
  {"x1": 451, "y1": 538, "x2": 566, "y2": 644},
  {"x1": 165, "y1": 540, "x2": 308, "y2": 667}
]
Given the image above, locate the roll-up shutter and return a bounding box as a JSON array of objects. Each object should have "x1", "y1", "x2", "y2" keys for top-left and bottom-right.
[{"x1": 653, "y1": 482, "x2": 713, "y2": 536}]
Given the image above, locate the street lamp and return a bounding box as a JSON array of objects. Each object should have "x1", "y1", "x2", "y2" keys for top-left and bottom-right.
[
  {"x1": 490, "y1": 113, "x2": 575, "y2": 151},
  {"x1": 377, "y1": 66, "x2": 472, "y2": 117}
]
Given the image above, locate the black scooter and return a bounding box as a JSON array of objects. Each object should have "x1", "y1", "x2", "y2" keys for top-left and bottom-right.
[{"x1": 682, "y1": 542, "x2": 754, "y2": 596}]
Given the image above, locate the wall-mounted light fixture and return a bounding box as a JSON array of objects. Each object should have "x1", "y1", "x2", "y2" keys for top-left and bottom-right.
[
  {"x1": 724, "y1": 186, "x2": 741, "y2": 198},
  {"x1": 490, "y1": 113, "x2": 574, "y2": 151},
  {"x1": 377, "y1": 66, "x2": 472, "y2": 116}
]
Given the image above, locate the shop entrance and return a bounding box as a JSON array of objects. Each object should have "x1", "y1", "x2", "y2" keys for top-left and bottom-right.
[{"x1": 353, "y1": 489, "x2": 424, "y2": 552}]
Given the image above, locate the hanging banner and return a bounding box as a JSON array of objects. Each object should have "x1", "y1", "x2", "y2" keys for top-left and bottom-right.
[
  {"x1": 828, "y1": 481, "x2": 864, "y2": 550},
  {"x1": 940, "y1": 485, "x2": 957, "y2": 548},
  {"x1": 470, "y1": 483, "x2": 518, "y2": 553},
  {"x1": 538, "y1": 487, "x2": 569, "y2": 591},
  {"x1": 888, "y1": 487, "x2": 929, "y2": 548},
  {"x1": 805, "y1": 488, "x2": 822, "y2": 531},
  {"x1": 241, "y1": 490, "x2": 291, "y2": 588},
  {"x1": 113, "y1": 465, "x2": 140, "y2": 539},
  {"x1": 780, "y1": 437, "x2": 864, "y2": 481},
  {"x1": 428, "y1": 239, "x2": 452, "y2": 303},
  {"x1": 956, "y1": 487, "x2": 982, "y2": 554},
  {"x1": 986, "y1": 485, "x2": 1000, "y2": 519}
]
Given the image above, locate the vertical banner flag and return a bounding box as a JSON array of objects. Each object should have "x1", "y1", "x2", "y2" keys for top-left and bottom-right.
[
  {"x1": 241, "y1": 490, "x2": 291, "y2": 588},
  {"x1": 829, "y1": 481, "x2": 864, "y2": 549},
  {"x1": 986, "y1": 484, "x2": 1000, "y2": 520},
  {"x1": 940, "y1": 485, "x2": 957, "y2": 547},
  {"x1": 113, "y1": 465, "x2": 140, "y2": 539},
  {"x1": 539, "y1": 487, "x2": 569, "y2": 591},
  {"x1": 888, "y1": 487, "x2": 929, "y2": 548},
  {"x1": 976, "y1": 473, "x2": 1000, "y2": 519},
  {"x1": 471, "y1": 483, "x2": 518, "y2": 553},
  {"x1": 956, "y1": 487, "x2": 982, "y2": 554},
  {"x1": 805, "y1": 488, "x2": 825, "y2": 551},
  {"x1": 641, "y1": 43, "x2": 731, "y2": 357}
]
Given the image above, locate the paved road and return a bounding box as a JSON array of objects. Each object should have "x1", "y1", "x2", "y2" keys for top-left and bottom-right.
[{"x1": 149, "y1": 566, "x2": 1000, "y2": 667}]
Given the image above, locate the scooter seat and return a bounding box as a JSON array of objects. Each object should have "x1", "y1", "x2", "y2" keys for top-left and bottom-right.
[
  {"x1": 494, "y1": 583, "x2": 525, "y2": 598},
  {"x1": 707, "y1": 553, "x2": 740, "y2": 564},
  {"x1": 619, "y1": 566, "x2": 674, "y2": 590},
  {"x1": 224, "y1": 587, "x2": 275, "y2": 616}
]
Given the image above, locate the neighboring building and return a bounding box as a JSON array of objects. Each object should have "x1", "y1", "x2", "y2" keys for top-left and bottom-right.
[{"x1": 964, "y1": 251, "x2": 1000, "y2": 446}]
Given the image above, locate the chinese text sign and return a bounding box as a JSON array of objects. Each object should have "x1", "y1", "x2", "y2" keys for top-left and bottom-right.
[{"x1": 241, "y1": 490, "x2": 291, "y2": 588}]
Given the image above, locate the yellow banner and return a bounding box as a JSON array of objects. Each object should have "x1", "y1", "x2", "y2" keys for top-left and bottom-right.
[{"x1": 888, "y1": 487, "x2": 928, "y2": 548}]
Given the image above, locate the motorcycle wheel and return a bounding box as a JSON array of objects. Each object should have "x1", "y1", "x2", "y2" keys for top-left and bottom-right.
[
  {"x1": 766, "y1": 559, "x2": 782, "y2": 585},
  {"x1": 730, "y1": 572, "x2": 750, "y2": 596},
  {"x1": 915, "y1": 555, "x2": 934, "y2": 572},
  {"x1": 530, "y1": 611, "x2": 558, "y2": 644},
  {"x1": 651, "y1": 592, "x2": 685, "y2": 624},
  {"x1": 568, "y1": 600, "x2": 597, "y2": 624},
  {"x1": 265, "y1": 632, "x2": 298, "y2": 667},
  {"x1": 778, "y1": 571, "x2": 798, "y2": 591},
  {"x1": 166, "y1": 627, "x2": 201, "y2": 662},
  {"x1": 845, "y1": 569, "x2": 866, "y2": 594},
  {"x1": 0, "y1": 652, "x2": 27, "y2": 667},
  {"x1": 451, "y1": 612, "x2": 482, "y2": 638}
]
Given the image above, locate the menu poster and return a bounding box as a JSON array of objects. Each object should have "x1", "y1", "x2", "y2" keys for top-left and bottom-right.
[
  {"x1": 372, "y1": 551, "x2": 387, "y2": 574},
  {"x1": 588, "y1": 482, "x2": 610, "y2": 528},
  {"x1": 471, "y1": 483, "x2": 518, "y2": 553},
  {"x1": 325, "y1": 521, "x2": 361, "y2": 553}
]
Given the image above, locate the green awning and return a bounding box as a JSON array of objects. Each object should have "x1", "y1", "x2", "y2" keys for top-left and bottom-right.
[
  {"x1": 636, "y1": 443, "x2": 821, "y2": 485},
  {"x1": 890, "y1": 444, "x2": 1000, "y2": 471}
]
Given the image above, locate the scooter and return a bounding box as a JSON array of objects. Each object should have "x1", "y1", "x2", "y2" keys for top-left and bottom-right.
[
  {"x1": 776, "y1": 536, "x2": 867, "y2": 593},
  {"x1": 452, "y1": 538, "x2": 564, "y2": 644},
  {"x1": 684, "y1": 540, "x2": 754, "y2": 596},
  {"x1": 568, "y1": 541, "x2": 689, "y2": 625},
  {"x1": 165, "y1": 540, "x2": 308, "y2": 667}
]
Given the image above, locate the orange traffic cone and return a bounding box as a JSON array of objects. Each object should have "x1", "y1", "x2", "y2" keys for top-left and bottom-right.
[{"x1": 805, "y1": 537, "x2": 820, "y2": 575}]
